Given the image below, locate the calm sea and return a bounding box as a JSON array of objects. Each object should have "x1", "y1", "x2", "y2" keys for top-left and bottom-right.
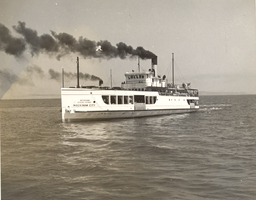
[{"x1": 1, "y1": 95, "x2": 256, "y2": 200}]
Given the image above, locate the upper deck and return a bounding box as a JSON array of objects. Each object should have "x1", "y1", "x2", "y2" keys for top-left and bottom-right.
[
  {"x1": 121, "y1": 70, "x2": 166, "y2": 89},
  {"x1": 119, "y1": 56, "x2": 198, "y2": 97}
]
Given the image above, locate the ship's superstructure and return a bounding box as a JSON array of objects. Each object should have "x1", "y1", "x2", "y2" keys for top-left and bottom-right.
[{"x1": 61, "y1": 54, "x2": 199, "y2": 122}]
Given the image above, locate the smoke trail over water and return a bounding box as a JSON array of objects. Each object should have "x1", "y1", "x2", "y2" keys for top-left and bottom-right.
[
  {"x1": 0, "y1": 65, "x2": 45, "y2": 87},
  {"x1": 0, "y1": 66, "x2": 101, "y2": 86},
  {"x1": 1, "y1": 21, "x2": 156, "y2": 60},
  {"x1": 25, "y1": 65, "x2": 45, "y2": 78},
  {"x1": 48, "y1": 69, "x2": 103, "y2": 83}
]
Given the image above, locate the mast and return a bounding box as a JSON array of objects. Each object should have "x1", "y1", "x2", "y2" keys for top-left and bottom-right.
[
  {"x1": 138, "y1": 57, "x2": 140, "y2": 73},
  {"x1": 77, "y1": 57, "x2": 79, "y2": 88},
  {"x1": 172, "y1": 53, "x2": 174, "y2": 87},
  {"x1": 62, "y1": 67, "x2": 64, "y2": 88},
  {"x1": 110, "y1": 69, "x2": 112, "y2": 88}
]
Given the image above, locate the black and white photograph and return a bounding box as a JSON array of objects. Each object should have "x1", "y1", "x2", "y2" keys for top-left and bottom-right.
[{"x1": 1, "y1": 0, "x2": 256, "y2": 199}]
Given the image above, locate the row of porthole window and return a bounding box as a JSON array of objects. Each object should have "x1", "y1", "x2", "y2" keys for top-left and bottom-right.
[
  {"x1": 127, "y1": 88, "x2": 145, "y2": 91},
  {"x1": 169, "y1": 99, "x2": 186, "y2": 101}
]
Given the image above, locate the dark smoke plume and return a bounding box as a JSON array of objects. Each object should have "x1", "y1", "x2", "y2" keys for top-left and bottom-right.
[
  {"x1": 0, "y1": 23, "x2": 26, "y2": 56},
  {"x1": 0, "y1": 69, "x2": 33, "y2": 85},
  {"x1": 49, "y1": 69, "x2": 103, "y2": 83},
  {"x1": 0, "y1": 65, "x2": 46, "y2": 87},
  {"x1": 25, "y1": 65, "x2": 45, "y2": 78},
  {"x1": 0, "y1": 65, "x2": 102, "y2": 87},
  {"x1": 51, "y1": 31, "x2": 156, "y2": 60},
  {"x1": 1, "y1": 21, "x2": 156, "y2": 60},
  {"x1": 48, "y1": 69, "x2": 61, "y2": 80},
  {"x1": 13, "y1": 22, "x2": 59, "y2": 56},
  {"x1": 0, "y1": 69, "x2": 19, "y2": 84}
]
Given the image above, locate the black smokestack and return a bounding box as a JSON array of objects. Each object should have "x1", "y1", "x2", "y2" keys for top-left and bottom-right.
[
  {"x1": 151, "y1": 56, "x2": 158, "y2": 77},
  {"x1": 1, "y1": 21, "x2": 156, "y2": 60},
  {"x1": 151, "y1": 56, "x2": 157, "y2": 65},
  {"x1": 99, "y1": 79, "x2": 103, "y2": 86}
]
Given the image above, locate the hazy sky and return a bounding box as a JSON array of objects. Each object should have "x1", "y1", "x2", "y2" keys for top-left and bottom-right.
[{"x1": 0, "y1": 0, "x2": 255, "y2": 99}]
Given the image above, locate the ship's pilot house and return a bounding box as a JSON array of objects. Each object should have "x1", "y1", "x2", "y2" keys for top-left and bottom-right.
[{"x1": 121, "y1": 57, "x2": 167, "y2": 90}]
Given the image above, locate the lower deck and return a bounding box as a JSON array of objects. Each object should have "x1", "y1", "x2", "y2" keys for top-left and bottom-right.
[{"x1": 61, "y1": 88, "x2": 199, "y2": 122}]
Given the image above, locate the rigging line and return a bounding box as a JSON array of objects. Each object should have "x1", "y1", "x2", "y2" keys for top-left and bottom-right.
[
  {"x1": 174, "y1": 64, "x2": 182, "y2": 83},
  {"x1": 105, "y1": 71, "x2": 116, "y2": 87},
  {"x1": 106, "y1": 76, "x2": 111, "y2": 87},
  {"x1": 164, "y1": 60, "x2": 172, "y2": 81},
  {"x1": 112, "y1": 78, "x2": 117, "y2": 87},
  {"x1": 110, "y1": 70, "x2": 117, "y2": 87},
  {"x1": 164, "y1": 62, "x2": 171, "y2": 75},
  {"x1": 174, "y1": 60, "x2": 187, "y2": 83}
]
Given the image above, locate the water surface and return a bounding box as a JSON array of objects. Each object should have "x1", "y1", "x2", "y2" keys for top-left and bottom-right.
[{"x1": 1, "y1": 95, "x2": 256, "y2": 199}]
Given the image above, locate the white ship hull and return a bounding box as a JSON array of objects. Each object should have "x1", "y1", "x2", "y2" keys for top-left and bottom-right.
[
  {"x1": 61, "y1": 88, "x2": 199, "y2": 122},
  {"x1": 63, "y1": 109, "x2": 197, "y2": 122}
]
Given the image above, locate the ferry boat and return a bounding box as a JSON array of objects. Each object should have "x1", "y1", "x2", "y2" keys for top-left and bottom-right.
[{"x1": 61, "y1": 54, "x2": 199, "y2": 122}]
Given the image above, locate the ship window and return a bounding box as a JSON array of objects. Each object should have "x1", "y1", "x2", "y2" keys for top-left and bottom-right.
[
  {"x1": 146, "y1": 96, "x2": 157, "y2": 104},
  {"x1": 124, "y1": 96, "x2": 128, "y2": 104},
  {"x1": 146, "y1": 96, "x2": 150, "y2": 104},
  {"x1": 111, "y1": 95, "x2": 116, "y2": 104},
  {"x1": 154, "y1": 97, "x2": 157, "y2": 103},
  {"x1": 134, "y1": 95, "x2": 145, "y2": 103},
  {"x1": 118, "y1": 96, "x2": 123, "y2": 104},
  {"x1": 150, "y1": 96, "x2": 153, "y2": 104},
  {"x1": 102, "y1": 95, "x2": 109, "y2": 104},
  {"x1": 129, "y1": 96, "x2": 133, "y2": 104},
  {"x1": 142, "y1": 75, "x2": 144, "y2": 79}
]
